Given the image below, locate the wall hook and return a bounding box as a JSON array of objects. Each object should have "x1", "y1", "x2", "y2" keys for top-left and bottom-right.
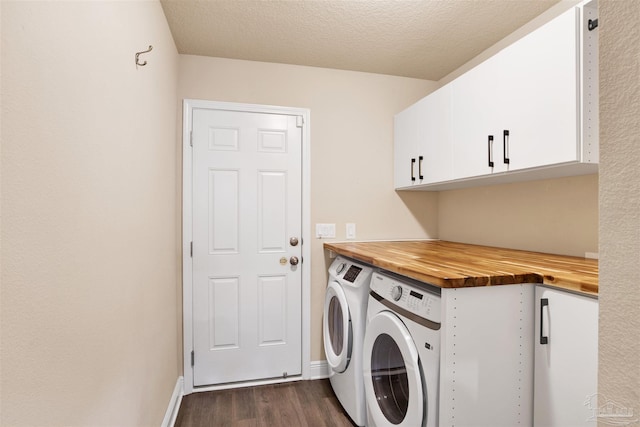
[{"x1": 135, "y1": 45, "x2": 153, "y2": 68}]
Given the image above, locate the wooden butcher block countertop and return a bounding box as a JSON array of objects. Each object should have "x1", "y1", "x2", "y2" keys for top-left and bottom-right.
[{"x1": 324, "y1": 240, "x2": 598, "y2": 297}]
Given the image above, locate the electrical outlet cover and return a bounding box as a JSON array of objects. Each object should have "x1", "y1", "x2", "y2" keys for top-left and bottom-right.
[{"x1": 315, "y1": 223, "x2": 336, "y2": 238}]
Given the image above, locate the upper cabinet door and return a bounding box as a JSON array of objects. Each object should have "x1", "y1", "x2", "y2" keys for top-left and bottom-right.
[
  {"x1": 452, "y1": 7, "x2": 579, "y2": 177},
  {"x1": 451, "y1": 52, "x2": 510, "y2": 179},
  {"x1": 394, "y1": 86, "x2": 453, "y2": 189},
  {"x1": 500, "y1": 8, "x2": 579, "y2": 171},
  {"x1": 394, "y1": 101, "x2": 420, "y2": 189},
  {"x1": 418, "y1": 85, "x2": 453, "y2": 184}
]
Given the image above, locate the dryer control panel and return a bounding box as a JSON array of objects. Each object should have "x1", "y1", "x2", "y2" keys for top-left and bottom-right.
[
  {"x1": 370, "y1": 272, "x2": 441, "y2": 323},
  {"x1": 328, "y1": 256, "x2": 373, "y2": 288}
]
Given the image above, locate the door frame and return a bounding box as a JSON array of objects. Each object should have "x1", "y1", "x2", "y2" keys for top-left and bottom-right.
[{"x1": 182, "y1": 99, "x2": 311, "y2": 394}]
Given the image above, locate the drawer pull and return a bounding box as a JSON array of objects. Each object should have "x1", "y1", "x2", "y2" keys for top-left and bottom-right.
[
  {"x1": 503, "y1": 130, "x2": 510, "y2": 164},
  {"x1": 411, "y1": 158, "x2": 416, "y2": 182},
  {"x1": 488, "y1": 135, "x2": 494, "y2": 168},
  {"x1": 540, "y1": 298, "x2": 549, "y2": 345}
]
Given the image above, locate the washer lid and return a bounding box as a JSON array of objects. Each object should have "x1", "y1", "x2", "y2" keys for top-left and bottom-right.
[
  {"x1": 323, "y1": 281, "x2": 352, "y2": 373},
  {"x1": 363, "y1": 311, "x2": 425, "y2": 427}
]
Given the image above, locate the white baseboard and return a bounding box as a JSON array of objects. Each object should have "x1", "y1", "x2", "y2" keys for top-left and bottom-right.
[
  {"x1": 310, "y1": 360, "x2": 330, "y2": 379},
  {"x1": 161, "y1": 376, "x2": 184, "y2": 427}
]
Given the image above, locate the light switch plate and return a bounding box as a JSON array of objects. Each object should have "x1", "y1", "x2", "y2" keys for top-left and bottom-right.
[
  {"x1": 346, "y1": 223, "x2": 356, "y2": 239},
  {"x1": 315, "y1": 223, "x2": 336, "y2": 238}
]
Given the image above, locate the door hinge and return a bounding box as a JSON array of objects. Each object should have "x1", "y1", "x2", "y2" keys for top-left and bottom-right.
[
  {"x1": 190, "y1": 130, "x2": 193, "y2": 147},
  {"x1": 296, "y1": 116, "x2": 304, "y2": 128},
  {"x1": 190, "y1": 241, "x2": 193, "y2": 257},
  {"x1": 191, "y1": 350, "x2": 194, "y2": 367}
]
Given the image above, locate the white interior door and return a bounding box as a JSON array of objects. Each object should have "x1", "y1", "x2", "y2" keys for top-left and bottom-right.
[{"x1": 191, "y1": 107, "x2": 303, "y2": 386}]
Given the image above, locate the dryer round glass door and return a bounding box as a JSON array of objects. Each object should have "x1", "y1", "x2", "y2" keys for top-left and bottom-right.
[
  {"x1": 323, "y1": 281, "x2": 352, "y2": 373},
  {"x1": 363, "y1": 311, "x2": 424, "y2": 426}
]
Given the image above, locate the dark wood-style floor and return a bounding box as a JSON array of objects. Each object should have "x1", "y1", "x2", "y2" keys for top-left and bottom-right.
[{"x1": 175, "y1": 379, "x2": 357, "y2": 427}]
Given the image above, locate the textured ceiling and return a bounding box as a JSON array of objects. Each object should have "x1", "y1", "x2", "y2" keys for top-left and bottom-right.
[{"x1": 161, "y1": 0, "x2": 561, "y2": 81}]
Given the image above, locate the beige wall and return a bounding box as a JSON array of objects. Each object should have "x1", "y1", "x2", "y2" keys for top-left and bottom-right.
[
  {"x1": 1, "y1": 2, "x2": 179, "y2": 426},
  {"x1": 599, "y1": 0, "x2": 640, "y2": 416},
  {"x1": 438, "y1": 174, "x2": 598, "y2": 257},
  {"x1": 178, "y1": 55, "x2": 438, "y2": 361}
]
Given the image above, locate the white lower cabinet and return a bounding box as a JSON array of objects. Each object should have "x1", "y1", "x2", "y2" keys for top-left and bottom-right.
[
  {"x1": 437, "y1": 284, "x2": 598, "y2": 426},
  {"x1": 534, "y1": 286, "x2": 598, "y2": 427}
]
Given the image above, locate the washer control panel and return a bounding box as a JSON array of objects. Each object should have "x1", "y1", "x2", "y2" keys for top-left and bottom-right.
[
  {"x1": 329, "y1": 256, "x2": 373, "y2": 288},
  {"x1": 370, "y1": 272, "x2": 441, "y2": 323}
]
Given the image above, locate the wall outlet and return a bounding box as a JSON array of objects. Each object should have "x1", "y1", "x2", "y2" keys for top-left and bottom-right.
[
  {"x1": 346, "y1": 223, "x2": 356, "y2": 239},
  {"x1": 315, "y1": 223, "x2": 336, "y2": 238}
]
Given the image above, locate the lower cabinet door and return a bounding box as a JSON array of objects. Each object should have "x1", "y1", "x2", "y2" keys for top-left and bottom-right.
[{"x1": 534, "y1": 286, "x2": 598, "y2": 427}]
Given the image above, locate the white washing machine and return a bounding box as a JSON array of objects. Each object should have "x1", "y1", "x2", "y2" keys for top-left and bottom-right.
[
  {"x1": 323, "y1": 256, "x2": 374, "y2": 427},
  {"x1": 363, "y1": 272, "x2": 441, "y2": 427}
]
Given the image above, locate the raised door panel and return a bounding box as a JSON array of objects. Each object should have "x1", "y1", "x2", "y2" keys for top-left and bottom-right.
[
  {"x1": 500, "y1": 8, "x2": 579, "y2": 171},
  {"x1": 534, "y1": 287, "x2": 598, "y2": 427},
  {"x1": 208, "y1": 169, "x2": 239, "y2": 254}
]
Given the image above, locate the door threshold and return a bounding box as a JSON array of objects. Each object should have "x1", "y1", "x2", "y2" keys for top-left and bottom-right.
[{"x1": 190, "y1": 375, "x2": 304, "y2": 394}]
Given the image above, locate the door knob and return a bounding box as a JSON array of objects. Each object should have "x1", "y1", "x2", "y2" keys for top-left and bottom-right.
[
  {"x1": 290, "y1": 237, "x2": 299, "y2": 246},
  {"x1": 289, "y1": 256, "x2": 299, "y2": 266}
]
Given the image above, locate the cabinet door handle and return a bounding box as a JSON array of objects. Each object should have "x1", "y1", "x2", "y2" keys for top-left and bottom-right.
[
  {"x1": 540, "y1": 298, "x2": 549, "y2": 345},
  {"x1": 503, "y1": 130, "x2": 510, "y2": 164},
  {"x1": 418, "y1": 156, "x2": 424, "y2": 180},
  {"x1": 411, "y1": 158, "x2": 416, "y2": 182},
  {"x1": 488, "y1": 135, "x2": 494, "y2": 168}
]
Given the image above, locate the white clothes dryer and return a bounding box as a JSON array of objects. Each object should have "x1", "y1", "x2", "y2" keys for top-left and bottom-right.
[
  {"x1": 323, "y1": 256, "x2": 374, "y2": 427},
  {"x1": 363, "y1": 272, "x2": 441, "y2": 427}
]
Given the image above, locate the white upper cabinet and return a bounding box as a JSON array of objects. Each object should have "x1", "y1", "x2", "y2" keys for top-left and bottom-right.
[
  {"x1": 395, "y1": 0, "x2": 598, "y2": 191},
  {"x1": 452, "y1": 7, "x2": 580, "y2": 178},
  {"x1": 394, "y1": 85, "x2": 453, "y2": 189}
]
